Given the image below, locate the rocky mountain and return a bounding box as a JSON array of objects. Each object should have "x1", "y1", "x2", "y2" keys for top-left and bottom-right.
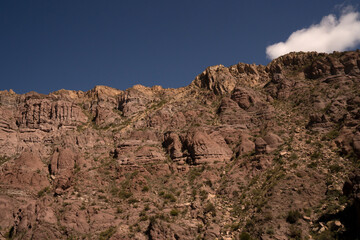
[{"x1": 1, "y1": 50, "x2": 360, "y2": 239}]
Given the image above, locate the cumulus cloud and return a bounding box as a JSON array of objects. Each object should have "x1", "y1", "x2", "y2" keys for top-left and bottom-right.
[{"x1": 266, "y1": 8, "x2": 360, "y2": 59}]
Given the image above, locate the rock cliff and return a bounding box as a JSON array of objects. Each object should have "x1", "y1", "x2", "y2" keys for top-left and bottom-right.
[{"x1": 1, "y1": 50, "x2": 360, "y2": 239}]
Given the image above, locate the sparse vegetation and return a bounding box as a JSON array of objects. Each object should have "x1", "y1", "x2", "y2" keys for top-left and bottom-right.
[
  {"x1": 37, "y1": 186, "x2": 50, "y2": 198},
  {"x1": 99, "y1": 226, "x2": 116, "y2": 240},
  {"x1": 286, "y1": 210, "x2": 302, "y2": 224},
  {"x1": 170, "y1": 209, "x2": 179, "y2": 216},
  {"x1": 288, "y1": 226, "x2": 302, "y2": 240},
  {"x1": 204, "y1": 202, "x2": 216, "y2": 216},
  {"x1": 239, "y1": 232, "x2": 253, "y2": 240}
]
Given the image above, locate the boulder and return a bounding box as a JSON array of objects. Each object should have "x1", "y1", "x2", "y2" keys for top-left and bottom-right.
[{"x1": 263, "y1": 132, "x2": 283, "y2": 152}]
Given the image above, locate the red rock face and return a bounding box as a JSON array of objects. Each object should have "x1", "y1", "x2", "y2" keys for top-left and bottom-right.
[
  {"x1": 17, "y1": 98, "x2": 88, "y2": 130},
  {"x1": 180, "y1": 130, "x2": 232, "y2": 164},
  {"x1": 0, "y1": 150, "x2": 49, "y2": 191},
  {"x1": 0, "y1": 50, "x2": 360, "y2": 239}
]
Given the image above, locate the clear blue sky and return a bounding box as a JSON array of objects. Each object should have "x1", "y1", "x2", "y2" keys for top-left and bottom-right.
[{"x1": 1, "y1": 0, "x2": 359, "y2": 94}]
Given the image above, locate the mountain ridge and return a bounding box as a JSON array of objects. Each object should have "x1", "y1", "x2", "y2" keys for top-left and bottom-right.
[{"x1": 0, "y1": 50, "x2": 360, "y2": 239}]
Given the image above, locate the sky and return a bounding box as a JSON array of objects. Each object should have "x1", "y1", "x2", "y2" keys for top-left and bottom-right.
[{"x1": 1, "y1": 0, "x2": 360, "y2": 94}]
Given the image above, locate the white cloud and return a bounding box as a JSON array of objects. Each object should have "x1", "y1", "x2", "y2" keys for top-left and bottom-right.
[{"x1": 266, "y1": 8, "x2": 360, "y2": 59}]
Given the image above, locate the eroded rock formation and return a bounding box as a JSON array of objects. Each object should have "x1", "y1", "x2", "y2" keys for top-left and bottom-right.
[{"x1": 0, "y1": 50, "x2": 360, "y2": 239}]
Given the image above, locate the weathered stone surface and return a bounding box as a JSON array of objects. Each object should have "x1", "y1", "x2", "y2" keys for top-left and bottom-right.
[
  {"x1": 263, "y1": 132, "x2": 283, "y2": 153},
  {"x1": 118, "y1": 84, "x2": 160, "y2": 117},
  {"x1": 163, "y1": 131, "x2": 183, "y2": 160},
  {"x1": 0, "y1": 150, "x2": 49, "y2": 191},
  {"x1": 255, "y1": 138, "x2": 267, "y2": 154},
  {"x1": 218, "y1": 97, "x2": 250, "y2": 126},
  {"x1": 193, "y1": 65, "x2": 237, "y2": 95},
  {"x1": 306, "y1": 113, "x2": 333, "y2": 131},
  {"x1": 231, "y1": 86, "x2": 259, "y2": 110},
  {"x1": 17, "y1": 98, "x2": 88, "y2": 131},
  {"x1": 181, "y1": 130, "x2": 232, "y2": 164},
  {"x1": 235, "y1": 133, "x2": 255, "y2": 156},
  {"x1": 50, "y1": 147, "x2": 83, "y2": 193}
]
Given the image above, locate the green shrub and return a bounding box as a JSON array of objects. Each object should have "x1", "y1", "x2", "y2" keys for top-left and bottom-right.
[
  {"x1": 289, "y1": 153, "x2": 298, "y2": 161},
  {"x1": 286, "y1": 210, "x2": 302, "y2": 224},
  {"x1": 188, "y1": 166, "x2": 205, "y2": 183},
  {"x1": 230, "y1": 222, "x2": 240, "y2": 231},
  {"x1": 307, "y1": 162, "x2": 318, "y2": 168},
  {"x1": 322, "y1": 129, "x2": 339, "y2": 141},
  {"x1": 311, "y1": 151, "x2": 322, "y2": 160},
  {"x1": 4, "y1": 226, "x2": 14, "y2": 239},
  {"x1": 266, "y1": 228, "x2": 274, "y2": 235},
  {"x1": 144, "y1": 204, "x2": 150, "y2": 211},
  {"x1": 37, "y1": 186, "x2": 50, "y2": 198},
  {"x1": 329, "y1": 164, "x2": 342, "y2": 173},
  {"x1": 204, "y1": 179, "x2": 213, "y2": 188},
  {"x1": 288, "y1": 226, "x2": 302, "y2": 240},
  {"x1": 0, "y1": 155, "x2": 10, "y2": 165},
  {"x1": 99, "y1": 226, "x2": 116, "y2": 240},
  {"x1": 118, "y1": 190, "x2": 132, "y2": 199},
  {"x1": 239, "y1": 232, "x2": 253, "y2": 240},
  {"x1": 170, "y1": 209, "x2": 179, "y2": 216},
  {"x1": 199, "y1": 190, "x2": 208, "y2": 201},
  {"x1": 127, "y1": 198, "x2": 139, "y2": 204},
  {"x1": 163, "y1": 193, "x2": 176, "y2": 202},
  {"x1": 204, "y1": 202, "x2": 216, "y2": 215}
]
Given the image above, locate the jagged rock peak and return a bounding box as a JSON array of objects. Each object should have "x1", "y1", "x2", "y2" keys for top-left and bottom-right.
[
  {"x1": 50, "y1": 89, "x2": 85, "y2": 100},
  {"x1": 268, "y1": 51, "x2": 325, "y2": 67},
  {"x1": 191, "y1": 61, "x2": 270, "y2": 95},
  {"x1": 86, "y1": 85, "x2": 123, "y2": 97},
  {"x1": 0, "y1": 89, "x2": 16, "y2": 95},
  {"x1": 191, "y1": 50, "x2": 360, "y2": 95}
]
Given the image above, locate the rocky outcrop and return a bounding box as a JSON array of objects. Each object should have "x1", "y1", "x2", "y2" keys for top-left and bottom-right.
[
  {"x1": 193, "y1": 65, "x2": 237, "y2": 95},
  {"x1": 306, "y1": 51, "x2": 360, "y2": 78},
  {"x1": 17, "y1": 97, "x2": 88, "y2": 131},
  {"x1": 0, "y1": 150, "x2": 49, "y2": 191},
  {"x1": 235, "y1": 133, "x2": 255, "y2": 156},
  {"x1": 118, "y1": 85, "x2": 163, "y2": 117},
  {"x1": 217, "y1": 97, "x2": 250, "y2": 126},
  {"x1": 231, "y1": 86, "x2": 259, "y2": 110},
  {"x1": 86, "y1": 86, "x2": 123, "y2": 126},
  {"x1": 263, "y1": 132, "x2": 283, "y2": 153},
  {"x1": 255, "y1": 138, "x2": 267, "y2": 154},
  {"x1": 306, "y1": 113, "x2": 333, "y2": 131},
  {"x1": 181, "y1": 130, "x2": 232, "y2": 164},
  {"x1": 163, "y1": 132, "x2": 184, "y2": 161},
  {"x1": 163, "y1": 130, "x2": 233, "y2": 164},
  {"x1": 114, "y1": 138, "x2": 166, "y2": 165},
  {"x1": 50, "y1": 147, "x2": 84, "y2": 194},
  {"x1": 193, "y1": 62, "x2": 270, "y2": 95}
]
